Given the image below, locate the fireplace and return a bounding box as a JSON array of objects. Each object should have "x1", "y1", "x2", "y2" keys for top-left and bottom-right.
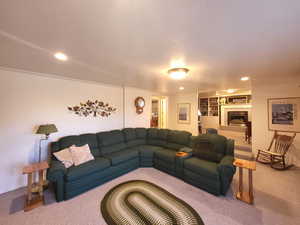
[{"x1": 227, "y1": 111, "x2": 248, "y2": 126}]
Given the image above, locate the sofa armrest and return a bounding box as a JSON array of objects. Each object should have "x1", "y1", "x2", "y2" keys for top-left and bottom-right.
[
  {"x1": 47, "y1": 160, "x2": 66, "y2": 182},
  {"x1": 218, "y1": 155, "x2": 235, "y2": 174},
  {"x1": 47, "y1": 160, "x2": 66, "y2": 202},
  {"x1": 217, "y1": 155, "x2": 236, "y2": 195},
  {"x1": 226, "y1": 139, "x2": 235, "y2": 156},
  {"x1": 175, "y1": 152, "x2": 193, "y2": 178}
]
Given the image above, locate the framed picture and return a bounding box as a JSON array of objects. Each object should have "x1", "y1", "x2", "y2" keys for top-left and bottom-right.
[
  {"x1": 268, "y1": 97, "x2": 300, "y2": 132},
  {"x1": 177, "y1": 103, "x2": 191, "y2": 124}
]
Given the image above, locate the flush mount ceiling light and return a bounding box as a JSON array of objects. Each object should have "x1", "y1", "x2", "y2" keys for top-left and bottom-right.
[
  {"x1": 179, "y1": 86, "x2": 184, "y2": 90},
  {"x1": 168, "y1": 68, "x2": 189, "y2": 80},
  {"x1": 54, "y1": 52, "x2": 68, "y2": 61},
  {"x1": 227, "y1": 89, "x2": 236, "y2": 94},
  {"x1": 241, "y1": 76, "x2": 249, "y2": 81}
]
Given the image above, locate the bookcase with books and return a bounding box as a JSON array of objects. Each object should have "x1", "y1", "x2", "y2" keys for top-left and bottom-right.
[
  {"x1": 208, "y1": 97, "x2": 219, "y2": 116},
  {"x1": 199, "y1": 98, "x2": 209, "y2": 116},
  {"x1": 199, "y1": 97, "x2": 219, "y2": 117}
]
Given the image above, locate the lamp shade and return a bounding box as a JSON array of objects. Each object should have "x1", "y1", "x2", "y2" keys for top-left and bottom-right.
[{"x1": 36, "y1": 124, "x2": 58, "y2": 135}]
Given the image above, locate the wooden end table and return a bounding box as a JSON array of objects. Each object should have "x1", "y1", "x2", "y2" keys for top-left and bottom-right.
[
  {"x1": 233, "y1": 158, "x2": 256, "y2": 204},
  {"x1": 22, "y1": 161, "x2": 49, "y2": 211}
]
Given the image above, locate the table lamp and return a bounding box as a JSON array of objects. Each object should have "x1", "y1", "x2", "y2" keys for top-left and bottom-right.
[{"x1": 36, "y1": 124, "x2": 58, "y2": 162}]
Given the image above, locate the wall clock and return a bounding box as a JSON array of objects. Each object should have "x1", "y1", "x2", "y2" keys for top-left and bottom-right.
[{"x1": 135, "y1": 97, "x2": 145, "y2": 114}]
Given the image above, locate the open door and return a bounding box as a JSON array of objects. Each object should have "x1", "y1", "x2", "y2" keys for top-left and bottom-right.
[{"x1": 151, "y1": 96, "x2": 167, "y2": 128}]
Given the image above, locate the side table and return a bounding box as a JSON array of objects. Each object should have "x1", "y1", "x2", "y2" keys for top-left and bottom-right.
[
  {"x1": 22, "y1": 161, "x2": 49, "y2": 211},
  {"x1": 233, "y1": 158, "x2": 256, "y2": 204}
]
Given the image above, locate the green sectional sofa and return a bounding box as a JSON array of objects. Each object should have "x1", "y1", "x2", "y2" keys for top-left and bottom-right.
[{"x1": 47, "y1": 128, "x2": 235, "y2": 202}]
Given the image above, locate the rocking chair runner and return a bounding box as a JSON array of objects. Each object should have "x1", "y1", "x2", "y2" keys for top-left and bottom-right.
[{"x1": 256, "y1": 131, "x2": 296, "y2": 170}]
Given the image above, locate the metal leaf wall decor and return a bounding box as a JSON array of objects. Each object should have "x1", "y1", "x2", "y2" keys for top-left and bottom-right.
[{"x1": 68, "y1": 100, "x2": 117, "y2": 117}]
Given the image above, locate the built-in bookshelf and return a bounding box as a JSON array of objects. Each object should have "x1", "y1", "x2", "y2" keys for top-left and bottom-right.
[
  {"x1": 199, "y1": 95, "x2": 251, "y2": 117},
  {"x1": 199, "y1": 97, "x2": 219, "y2": 117},
  {"x1": 208, "y1": 97, "x2": 219, "y2": 116},
  {"x1": 199, "y1": 98, "x2": 208, "y2": 116}
]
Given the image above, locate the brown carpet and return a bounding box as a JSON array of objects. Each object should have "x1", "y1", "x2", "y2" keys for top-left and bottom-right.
[{"x1": 0, "y1": 164, "x2": 300, "y2": 225}]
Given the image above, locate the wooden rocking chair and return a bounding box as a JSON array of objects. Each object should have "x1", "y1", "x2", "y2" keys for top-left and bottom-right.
[{"x1": 256, "y1": 131, "x2": 296, "y2": 170}]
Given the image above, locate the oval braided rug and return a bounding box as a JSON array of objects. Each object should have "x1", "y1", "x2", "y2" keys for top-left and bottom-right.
[{"x1": 101, "y1": 180, "x2": 204, "y2": 225}]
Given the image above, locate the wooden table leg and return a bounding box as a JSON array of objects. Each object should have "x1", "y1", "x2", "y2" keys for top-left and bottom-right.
[
  {"x1": 27, "y1": 173, "x2": 33, "y2": 202},
  {"x1": 238, "y1": 167, "x2": 243, "y2": 197},
  {"x1": 38, "y1": 170, "x2": 44, "y2": 197},
  {"x1": 248, "y1": 169, "x2": 253, "y2": 204}
]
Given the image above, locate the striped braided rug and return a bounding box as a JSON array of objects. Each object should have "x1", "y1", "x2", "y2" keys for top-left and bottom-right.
[{"x1": 101, "y1": 180, "x2": 204, "y2": 225}]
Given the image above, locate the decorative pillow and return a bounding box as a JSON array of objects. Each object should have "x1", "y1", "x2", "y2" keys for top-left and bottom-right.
[
  {"x1": 53, "y1": 146, "x2": 74, "y2": 168},
  {"x1": 69, "y1": 144, "x2": 94, "y2": 166}
]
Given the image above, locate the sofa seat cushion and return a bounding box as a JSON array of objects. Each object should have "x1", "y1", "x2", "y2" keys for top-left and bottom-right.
[
  {"x1": 105, "y1": 149, "x2": 139, "y2": 166},
  {"x1": 154, "y1": 149, "x2": 177, "y2": 163},
  {"x1": 66, "y1": 157, "x2": 110, "y2": 181},
  {"x1": 165, "y1": 143, "x2": 186, "y2": 151},
  {"x1": 147, "y1": 139, "x2": 167, "y2": 147},
  {"x1": 137, "y1": 145, "x2": 164, "y2": 158},
  {"x1": 184, "y1": 157, "x2": 219, "y2": 180},
  {"x1": 127, "y1": 139, "x2": 146, "y2": 148}
]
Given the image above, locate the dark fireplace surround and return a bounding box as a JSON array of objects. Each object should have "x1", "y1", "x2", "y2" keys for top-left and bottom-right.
[{"x1": 227, "y1": 111, "x2": 248, "y2": 126}]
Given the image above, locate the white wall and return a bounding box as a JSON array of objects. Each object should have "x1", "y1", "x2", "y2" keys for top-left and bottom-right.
[
  {"x1": 0, "y1": 68, "x2": 153, "y2": 194},
  {"x1": 168, "y1": 92, "x2": 198, "y2": 136},
  {"x1": 252, "y1": 80, "x2": 300, "y2": 166},
  {"x1": 124, "y1": 87, "x2": 152, "y2": 128}
]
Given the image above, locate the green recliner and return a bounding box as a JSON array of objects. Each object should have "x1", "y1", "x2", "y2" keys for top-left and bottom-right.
[{"x1": 180, "y1": 134, "x2": 236, "y2": 195}]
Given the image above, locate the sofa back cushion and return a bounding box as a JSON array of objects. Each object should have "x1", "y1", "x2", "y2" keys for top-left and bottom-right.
[
  {"x1": 97, "y1": 130, "x2": 127, "y2": 155},
  {"x1": 123, "y1": 128, "x2": 146, "y2": 147},
  {"x1": 79, "y1": 134, "x2": 100, "y2": 157},
  {"x1": 135, "y1": 128, "x2": 147, "y2": 139},
  {"x1": 147, "y1": 128, "x2": 169, "y2": 147},
  {"x1": 55, "y1": 134, "x2": 101, "y2": 157},
  {"x1": 59, "y1": 135, "x2": 81, "y2": 149},
  {"x1": 122, "y1": 128, "x2": 136, "y2": 141},
  {"x1": 192, "y1": 134, "x2": 227, "y2": 163},
  {"x1": 167, "y1": 130, "x2": 191, "y2": 149}
]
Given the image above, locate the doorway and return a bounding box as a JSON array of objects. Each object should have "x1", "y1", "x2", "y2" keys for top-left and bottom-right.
[{"x1": 151, "y1": 96, "x2": 168, "y2": 128}]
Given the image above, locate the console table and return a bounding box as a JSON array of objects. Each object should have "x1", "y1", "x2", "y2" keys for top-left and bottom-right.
[
  {"x1": 22, "y1": 161, "x2": 49, "y2": 211},
  {"x1": 233, "y1": 158, "x2": 256, "y2": 204}
]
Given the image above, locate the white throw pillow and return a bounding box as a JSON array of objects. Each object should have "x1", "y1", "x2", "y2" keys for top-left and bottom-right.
[
  {"x1": 53, "y1": 146, "x2": 74, "y2": 168},
  {"x1": 69, "y1": 144, "x2": 94, "y2": 166}
]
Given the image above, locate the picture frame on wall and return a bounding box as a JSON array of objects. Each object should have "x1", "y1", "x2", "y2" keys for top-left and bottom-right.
[
  {"x1": 177, "y1": 103, "x2": 191, "y2": 124},
  {"x1": 268, "y1": 97, "x2": 300, "y2": 133}
]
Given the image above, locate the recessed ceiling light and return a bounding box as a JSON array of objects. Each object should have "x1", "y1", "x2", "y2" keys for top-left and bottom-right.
[
  {"x1": 179, "y1": 86, "x2": 184, "y2": 90},
  {"x1": 241, "y1": 76, "x2": 249, "y2": 81},
  {"x1": 227, "y1": 89, "x2": 236, "y2": 93},
  {"x1": 168, "y1": 68, "x2": 189, "y2": 80},
  {"x1": 54, "y1": 52, "x2": 68, "y2": 61}
]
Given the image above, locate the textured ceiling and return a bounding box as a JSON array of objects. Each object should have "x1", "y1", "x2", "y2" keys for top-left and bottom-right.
[{"x1": 0, "y1": 0, "x2": 300, "y2": 94}]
